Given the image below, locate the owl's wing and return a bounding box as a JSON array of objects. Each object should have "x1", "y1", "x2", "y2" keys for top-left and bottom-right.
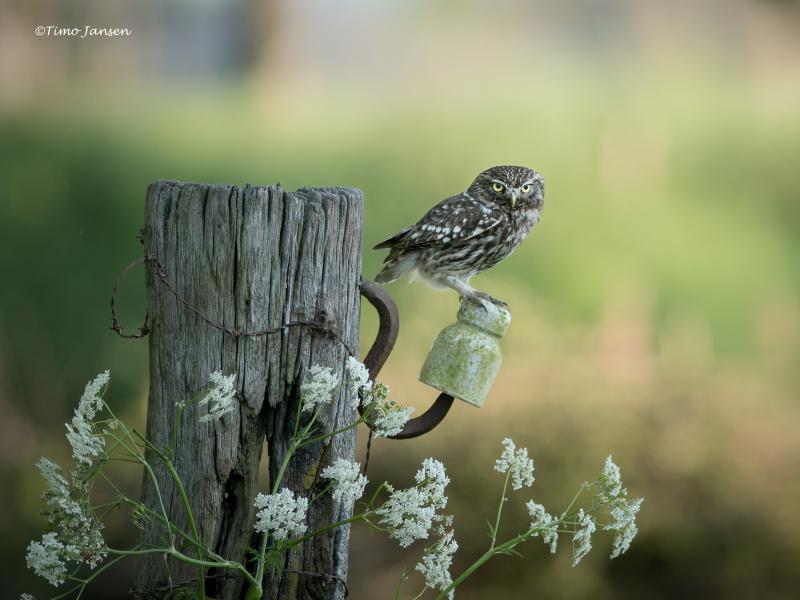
[{"x1": 374, "y1": 195, "x2": 502, "y2": 252}]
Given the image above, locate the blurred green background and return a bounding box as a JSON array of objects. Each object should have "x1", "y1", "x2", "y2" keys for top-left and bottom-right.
[{"x1": 2, "y1": 0, "x2": 799, "y2": 598}]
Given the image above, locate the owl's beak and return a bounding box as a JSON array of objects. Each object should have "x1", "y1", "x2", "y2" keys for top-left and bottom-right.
[{"x1": 508, "y1": 190, "x2": 518, "y2": 208}]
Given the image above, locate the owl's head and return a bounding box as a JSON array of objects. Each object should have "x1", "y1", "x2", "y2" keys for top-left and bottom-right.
[{"x1": 469, "y1": 165, "x2": 544, "y2": 210}]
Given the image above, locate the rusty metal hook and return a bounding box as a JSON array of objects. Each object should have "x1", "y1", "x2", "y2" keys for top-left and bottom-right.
[{"x1": 358, "y1": 279, "x2": 454, "y2": 440}]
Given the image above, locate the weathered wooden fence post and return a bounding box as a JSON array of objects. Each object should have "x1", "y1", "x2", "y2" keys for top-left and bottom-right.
[{"x1": 135, "y1": 180, "x2": 363, "y2": 599}]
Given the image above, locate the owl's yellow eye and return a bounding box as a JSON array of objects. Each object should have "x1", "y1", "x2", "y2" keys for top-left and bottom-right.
[
  {"x1": 491, "y1": 182, "x2": 505, "y2": 193},
  {"x1": 521, "y1": 184, "x2": 531, "y2": 193}
]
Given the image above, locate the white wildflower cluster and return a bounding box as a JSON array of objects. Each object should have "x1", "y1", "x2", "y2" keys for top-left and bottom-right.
[
  {"x1": 253, "y1": 488, "x2": 309, "y2": 541},
  {"x1": 598, "y1": 455, "x2": 623, "y2": 499},
  {"x1": 304, "y1": 359, "x2": 413, "y2": 436},
  {"x1": 373, "y1": 398, "x2": 414, "y2": 437},
  {"x1": 345, "y1": 357, "x2": 372, "y2": 408},
  {"x1": 526, "y1": 501, "x2": 559, "y2": 554},
  {"x1": 21, "y1": 594, "x2": 36, "y2": 600},
  {"x1": 377, "y1": 458, "x2": 450, "y2": 548},
  {"x1": 494, "y1": 438, "x2": 535, "y2": 490},
  {"x1": 344, "y1": 362, "x2": 415, "y2": 436},
  {"x1": 198, "y1": 371, "x2": 238, "y2": 422},
  {"x1": 415, "y1": 526, "x2": 458, "y2": 600},
  {"x1": 65, "y1": 371, "x2": 109, "y2": 466},
  {"x1": 26, "y1": 532, "x2": 73, "y2": 587},
  {"x1": 596, "y1": 455, "x2": 643, "y2": 559},
  {"x1": 26, "y1": 373, "x2": 113, "y2": 587},
  {"x1": 37, "y1": 457, "x2": 69, "y2": 499},
  {"x1": 300, "y1": 365, "x2": 340, "y2": 413},
  {"x1": 33, "y1": 458, "x2": 106, "y2": 571},
  {"x1": 608, "y1": 498, "x2": 642, "y2": 558},
  {"x1": 27, "y1": 463, "x2": 106, "y2": 586},
  {"x1": 572, "y1": 509, "x2": 596, "y2": 566},
  {"x1": 367, "y1": 381, "x2": 412, "y2": 437},
  {"x1": 321, "y1": 458, "x2": 368, "y2": 506}
]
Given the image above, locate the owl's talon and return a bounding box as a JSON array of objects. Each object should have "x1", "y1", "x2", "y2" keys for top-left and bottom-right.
[
  {"x1": 458, "y1": 293, "x2": 485, "y2": 311},
  {"x1": 473, "y1": 291, "x2": 508, "y2": 309},
  {"x1": 461, "y1": 291, "x2": 508, "y2": 312},
  {"x1": 491, "y1": 297, "x2": 508, "y2": 308}
]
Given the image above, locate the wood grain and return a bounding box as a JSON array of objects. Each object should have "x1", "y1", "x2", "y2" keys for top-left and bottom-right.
[{"x1": 135, "y1": 181, "x2": 363, "y2": 599}]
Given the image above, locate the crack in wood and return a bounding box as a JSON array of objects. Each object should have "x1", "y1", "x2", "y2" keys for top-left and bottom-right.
[{"x1": 136, "y1": 180, "x2": 363, "y2": 600}]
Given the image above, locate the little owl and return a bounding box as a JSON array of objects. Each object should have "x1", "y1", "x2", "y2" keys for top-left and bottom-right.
[{"x1": 374, "y1": 165, "x2": 544, "y2": 306}]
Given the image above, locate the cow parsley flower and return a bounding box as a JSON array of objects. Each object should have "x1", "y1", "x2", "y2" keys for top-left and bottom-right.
[
  {"x1": 526, "y1": 501, "x2": 559, "y2": 553},
  {"x1": 415, "y1": 527, "x2": 458, "y2": 599},
  {"x1": 607, "y1": 496, "x2": 643, "y2": 532},
  {"x1": 594, "y1": 456, "x2": 643, "y2": 558},
  {"x1": 26, "y1": 532, "x2": 73, "y2": 587},
  {"x1": 345, "y1": 357, "x2": 372, "y2": 408},
  {"x1": 364, "y1": 380, "x2": 389, "y2": 408},
  {"x1": 300, "y1": 365, "x2": 339, "y2": 413},
  {"x1": 572, "y1": 509, "x2": 596, "y2": 566},
  {"x1": 36, "y1": 458, "x2": 69, "y2": 498},
  {"x1": 21, "y1": 593, "x2": 36, "y2": 600},
  {"x1": 253, "y1": 488, "x2": 308, "y2": 541},
  {"x1": 597, "y1": 455, "x2": 624, "y2": 501},
  {"x1": 321, "y1": 458, "x2": 368, "y2": 506},
  {"x1": 65, "y1": 371, "x2": 109, "y2": 466},
  {"x1": 610, "y1": 518, "x2": 638, "y2": 559},
  {"x1": 373, "y1": 399, "x2": 414, "y2": 437},
  {"x1": 416, "y1": 458, "x2": 450, "y2": 496},
  {"x1": 494, "y1": 438, "x2": 535, "y2": 490},
  {"x1": 199, "y1": 371, "x2": 238, "y2": 422},
  {"x1": 607, "y1": 497, "x2": 643, "y2": 558},
  {"x1": 35, "y1": 458, "x2": 106, "y2": 568},
  {"x1": 378, "y1": 485, "x2": 436, "y2": 547},
  {"x1": 377, "y1": 458, "x2": 450, "y2": 548}
]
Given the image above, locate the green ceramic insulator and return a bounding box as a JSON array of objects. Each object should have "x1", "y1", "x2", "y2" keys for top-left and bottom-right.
[{"x1": 418, "y1": 297, "x2": 511, "y2": 407}]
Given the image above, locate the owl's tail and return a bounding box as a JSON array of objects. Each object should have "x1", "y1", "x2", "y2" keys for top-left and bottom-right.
[{"x1": 375, "y1": 252, "x2": 417, "y2": 284}]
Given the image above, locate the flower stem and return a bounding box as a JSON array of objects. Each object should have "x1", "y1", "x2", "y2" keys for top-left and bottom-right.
[
  {"x1": 394, "y1": 565, "x2": 415, "y2": 600},
  {"x1": 434, "y1": 527, "x2": 541, "y2": 599},
  {"x1": 286, "y1": 512, "x2": 368, "y2": 548},
  {"x1": 411, "y1": 584, "x2": 430, "y2": 600},
  {"x1": 164, "y1": 458, "x2": 206, "y2": 599},
  {"x1": 434, "y1": 547, "x2": 496, "y2": 600},
  {"x1": 52, "y1": 552, "x2": 129, "y2": 600},
  {"x1": 301, "y1": 418, "x2": 363, "y2": 448},
  {"x1": 134, "y1": 429, "x2": 207, "y2": 600},
  {"x1": 559, "y1": 482, "x2": 588, "y2": 520},
  {"x1": 107, "y1": 547, "x2": 258, "y2": 587},
  {"x1": 249, "y1": 439, "x2": 299, "y2": 599},
  {"x1": 490, "y1": 470, "x2": 512, "y2": 548},
  {"x1": 115, "y1": 493, "x2": 207, "y2": 552}
]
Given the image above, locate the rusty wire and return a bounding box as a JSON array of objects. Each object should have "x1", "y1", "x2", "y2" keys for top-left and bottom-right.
[
  {"x1": 110, "y1": 255, "x2": 149, "y2": 339},
  {"x1": 110, "y1": 251, "x2": 357, "y2": 357},
  {"x1": 110, "y1": 248, "x2": 454, "y2": 444}
]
